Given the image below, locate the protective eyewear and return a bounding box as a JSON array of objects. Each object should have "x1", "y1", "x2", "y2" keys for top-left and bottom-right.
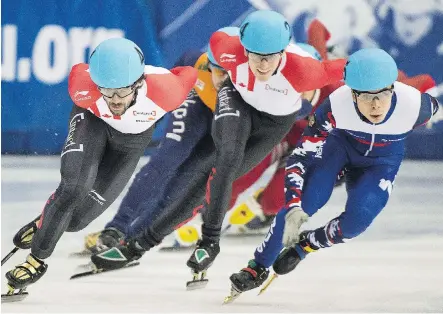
[
  {"x1": 98, "y1": 86, "x2": 135, "y2": 98},
  {"x1": 98, "y1": 75, "x2": 143, "y2": 98},
  {"x1": 353, "y1": 86, "x2": 394, "y2": 103},
  {"x1": 247, "y1": 51, "x2": 283, "y2": 63}
]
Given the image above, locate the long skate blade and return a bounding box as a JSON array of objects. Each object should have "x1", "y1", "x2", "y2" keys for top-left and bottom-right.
[
  {"x1": 1, "y1": 292, "x2": 29, "y2": 303},
  {"x1": 69, "y1": 250, "x2": 92, "y2": 258},
  {"x1": 70, "y1": 261, "x2": 140, "y2": 280},
  {"x1": 159, "y1": 245, "x2": 195, "y2": 253},
  {"x1": 186, "y1": 278, "x2": 208, "y2": 290},
  {"x1": 258, "y1": 273, "x2": 278, "y2": 295},
  {"x1": 223, "y1": 288, "x2": 242, "y2": 304},
  {"x1": 186, "y1": 270, "x2": 208, "y2": 290}
]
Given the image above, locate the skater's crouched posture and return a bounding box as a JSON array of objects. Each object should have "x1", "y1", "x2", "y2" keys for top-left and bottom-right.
[
  {"x1": 90, "y1": 10, "x2": 347, "y2": 289},
  {"x1": 227, "y1": 48, "x2": 440, "y2": 300},
  {"x1": 3, "y1": 38, "x2": 197, "y2": 299}
]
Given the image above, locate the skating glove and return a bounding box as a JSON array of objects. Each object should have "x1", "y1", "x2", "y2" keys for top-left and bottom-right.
[{"x1": 282, "y1": 208, "x2": 309, "y2": 246}]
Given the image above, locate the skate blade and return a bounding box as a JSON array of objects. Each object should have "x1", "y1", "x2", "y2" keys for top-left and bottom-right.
[
  {"x1": 258, "y1": 273, "x2": 278, "y2": 295},
  {"x1": 69, "y1": 250, "x2": 92, "y2": 258},
  {"x1": 159, "y1": 245, "x2": 195, "y2": 252},
  {"x1": 70, "y1": 261, "x2": 140, "y2": 280},
  {"x1": 1, "y1": 290, "x2": 29, "y2": 303},
  {"x1": 186, "y1": 278, "x2": 209, "y2": 290},
  {"x1": 223, "y1": 287, "x2": 242, "y2": 304},
  {"x1": 186, "y1": 270, "x2": 208, "y2": 290}
]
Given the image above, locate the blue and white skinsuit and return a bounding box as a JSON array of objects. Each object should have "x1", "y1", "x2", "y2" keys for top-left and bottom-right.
[{"x1": 254, "y1": 81, "x2": 440, "y2": 267}]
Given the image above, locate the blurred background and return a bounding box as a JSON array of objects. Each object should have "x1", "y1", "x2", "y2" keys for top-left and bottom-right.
[
  {"x1": 2, "y1": 0, "x2": 443, "y2": 157},
  {"x1": 1, "y1": 2, "x2": 443, "y2": 312}
]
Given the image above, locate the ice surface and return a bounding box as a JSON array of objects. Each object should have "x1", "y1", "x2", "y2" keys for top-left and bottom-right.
[{"x1": 1, "y1": 156, "x2": 443, "y2": 313}]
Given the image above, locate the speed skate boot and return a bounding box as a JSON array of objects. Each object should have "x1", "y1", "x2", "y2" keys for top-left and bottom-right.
[
  {"x1": 224, "y1": 259, "x2": 269, "y2": 303},
  {"x1": 254, "y1": 231, "x2": 316, "y2": 296},
  {"x1": 5, "y1": 254, "x2": 48, "y2": 293},
  {"x1": 272, "y1": 231, "x2": 316, "y2": 275},
  {"x1": 230, "y1": 259, "x2": 269, "y2": 293},
  {"x1": 91, "y1": 239, "x2": 145, "y2": 271},
  {"x1": 83, "y1": 231, "x2": 101, "y2": 254},
  {"x1": 13, "y1": 215, "x2": 41, "y2": 249},
  {"x1": 84, "y1": 228, "x2": 125, "y2": 254},
  {"x1": 186, "y1": 237, "x2": 220, "y2": 290}
]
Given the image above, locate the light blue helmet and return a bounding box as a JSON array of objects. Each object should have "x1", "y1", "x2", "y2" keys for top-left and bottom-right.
[
  {"x1": 207, "y1": 27, "x2": 239, "y2": 67},
  {"x1": 239, "y1": 10, "x2": 291, "y2": 54},
  {"x1": 297, "y1": 43, "x2": 322, "y2": 61},
  {"x1": 89, "y1": 38, "x2": 145, "y2": 88},
  {"x1": 344, "y1": 48, "x2": 398, "y2": 91}
]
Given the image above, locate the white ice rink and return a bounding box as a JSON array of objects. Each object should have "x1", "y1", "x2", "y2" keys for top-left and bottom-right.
[{"x1": 1, "y1": 156, "x2": 443, "y2": 313}]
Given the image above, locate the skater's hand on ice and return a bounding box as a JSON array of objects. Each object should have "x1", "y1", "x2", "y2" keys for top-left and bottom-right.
[{"x1": 282, "y1": 208, "x2": 308, "y2": 247}]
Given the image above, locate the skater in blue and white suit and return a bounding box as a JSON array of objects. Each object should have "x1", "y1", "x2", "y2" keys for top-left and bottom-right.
[{"x1": 228, "y1": 48, "x2": 440, "y2": 294}]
